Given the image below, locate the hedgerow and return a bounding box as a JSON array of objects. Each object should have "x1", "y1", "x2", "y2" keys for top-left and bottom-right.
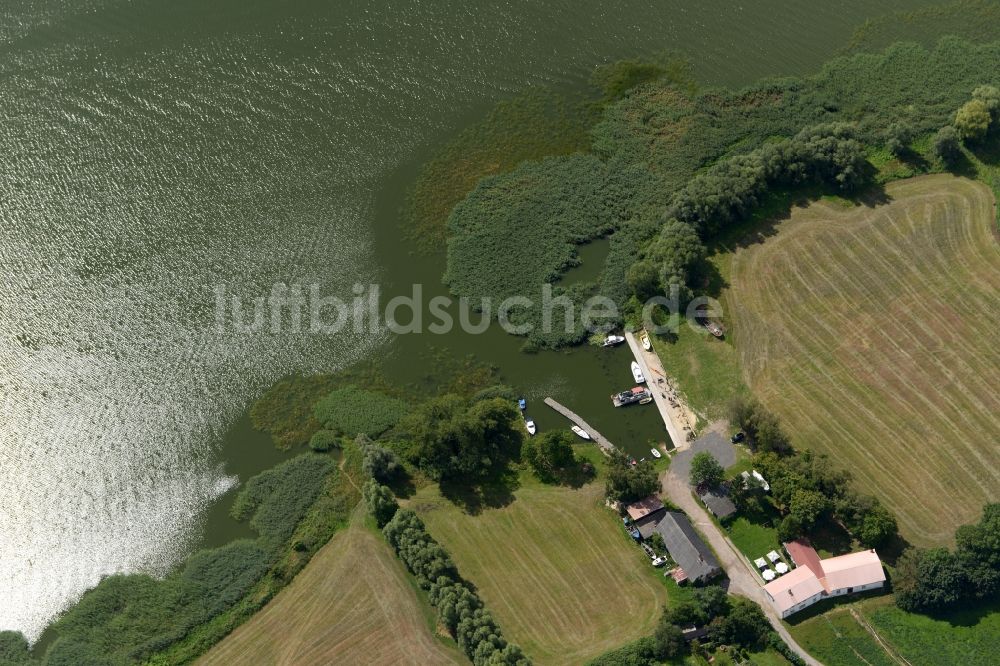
[{"x1": 382, "y1": 509, "x2": 530, "y2": 665}]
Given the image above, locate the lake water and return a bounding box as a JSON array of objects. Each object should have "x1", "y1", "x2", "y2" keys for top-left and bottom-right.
[{"x1": 0, "y1": 0, "x2": 934, "y2": 641}]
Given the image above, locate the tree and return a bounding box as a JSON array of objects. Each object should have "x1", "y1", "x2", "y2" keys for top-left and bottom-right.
[
  {"x1": 400, "y1": 395, "x2": 522, "y2": 480},
  {"x1": 857, "y1": 503, "x2": 898, "y2": 548},
  {"x1": 605, "y1": 451, "x2": 658, "y2": 503},
  {"x1": 626, "y1": 260, "x2": 661, "y2": 301},
  {"x1": 363, "y1": 480, "x2": 399, "y2": 527},
  {"x1": 972, "y1": 85, "x2": 1000, "y2": 121},
  {"x1": 727, "y1": 396, "x2": 790, "y2": 454},
  {"x1": 885, "y1": 122, "x2": 912, "y2": 157},
  {"x1": 955, "y1": 99, "x2": 992, "y2": 141},
  {"x1": 895, "y1": 547, "x2": 969, "y2": 612},
  {"x1": 522, "y1": 430, "x2": 576, "y2": 480},
  {"x1": 363, "y1": 443, "x2": 402, "y2": 483},
  {"x1": 710, "y1": 598, "x2": 770, "y2": 650},
  {"x1": 777, "y1": 514, "x2": 803, "y2": 542},
  {"x1": 689, "y1": 452, "x2": 724, "y2": 487},
  {"x1": 789, "y1": 489, "x2": 830, "y2": 526},
  {"x1": 652, "y1": 621, "x2": 686, "y2": 660},
  {"x1": 931, "y1": 126, "x2": 962, "y2": 165},
  {"x1": 954, "y1": 503, "x2": 1000, "y2": 600}
]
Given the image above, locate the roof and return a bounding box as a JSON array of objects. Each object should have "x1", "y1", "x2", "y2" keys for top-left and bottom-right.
[
  {"x1": 820, "y1": 549, "x2": 886, "y2": 591},
  {"x1": 784, "y1": 539, "x2": 824, "y2": 579},
  {"x1": 654, "y1": 511, "x2": 721, "y2": 582},
  {"x1": 626, "y1": 495, "x2": 665, "y2": 521},
  {"x1": 764, "y1": 566, "x2": 826, "y2": 614},
  {"x1": 699, "y1": 490, "x2": 736, "y2": 519}
]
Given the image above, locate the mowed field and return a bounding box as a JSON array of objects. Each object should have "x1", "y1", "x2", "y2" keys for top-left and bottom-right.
[
  {"x1": 727, "y1": 175, "x2": 1000, "y2": 546},
  {"x1": 197, "y1": 507, "x2": 465, "y2": 666},
  {"x1": 408, "y1": 475, "x2": 668, "y2": 665}
]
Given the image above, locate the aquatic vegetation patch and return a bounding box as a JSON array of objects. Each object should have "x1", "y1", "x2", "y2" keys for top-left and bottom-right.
[{"x1": 313, "y1": 385, "x2": 410, "y2": 438}]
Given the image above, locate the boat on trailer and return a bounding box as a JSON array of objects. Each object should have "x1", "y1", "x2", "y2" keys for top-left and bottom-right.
[
  {"x1": 630, "y1": 361, "x2": 646, "y2": 384},
  {"x1": 571, "y1": 425, "x2": 591, "y2": 440}
]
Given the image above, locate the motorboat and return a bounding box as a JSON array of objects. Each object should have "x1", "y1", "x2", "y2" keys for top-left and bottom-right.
[
  {"x1": 517, "y1": 397, "x2": 526, "y2": 410},
  {"x1": 612, "y1": 386, "x2": 651, "y2": 407},
  {"x1": 650, "y1": 448, "x2": 662, "y2": 459},
  {"x1": 571, "y1": 425, "x2": 591, "y2": 440},
  {"x1": 602, "y1": 334, "x2": 625, "y2": 347},
  {"x1": 631, "y1": 361, "x2": 645, "y2": 384},
  {"x1": 525, "y1": 419, "x2": 536, "y2": 436}
]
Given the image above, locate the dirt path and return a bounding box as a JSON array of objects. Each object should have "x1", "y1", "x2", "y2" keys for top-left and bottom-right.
[{"x1": 659, "y1": 470, "x2": 822, "y2": 666}]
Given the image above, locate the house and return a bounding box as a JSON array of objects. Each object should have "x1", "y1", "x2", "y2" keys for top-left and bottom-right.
[
  {"x1": 764, "y1": 540, "x2": 886, "y2": 618},
  {"x1": 698, "y1": 488, "x2": 736, "y2": 520},
  {"x1": 625, "y1": 495, "x2": 667, "y2": 539},
  {"x1": 654, "y1": 511, "x2": 722, "y2": 584}
]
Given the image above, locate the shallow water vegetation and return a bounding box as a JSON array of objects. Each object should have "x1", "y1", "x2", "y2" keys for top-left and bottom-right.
[{"x1": 313, "y1": 385, "x2": 410, "y2": 439}]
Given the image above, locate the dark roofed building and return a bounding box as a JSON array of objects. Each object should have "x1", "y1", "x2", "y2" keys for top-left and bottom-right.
[
  {"x1": 654, "y1": 511, "x2": 721, "y2": 584},
  {"x1": 625, "y1": 495, "x2": 667, "y2": 539},
  {"x1": 699, "y1": 489, "x2": 736, "y2": 520}
]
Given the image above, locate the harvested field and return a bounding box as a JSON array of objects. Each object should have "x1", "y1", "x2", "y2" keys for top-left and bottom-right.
[
  {"x1": 727, "y1": 175, "x2": 1000, "y2": 546},
  {"x1": 408, "y1": 474, "x2": 667, "y2": 665},
  {"x1": 197, "y1": 508, "x2": 464, "y2": 666}
]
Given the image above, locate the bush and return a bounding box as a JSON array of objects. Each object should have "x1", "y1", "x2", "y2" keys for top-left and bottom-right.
[
  {"x1": 955, "y1": 99, "x2": 992, "y2": 140},
  {"x1": 314, "y1": 385, "x2": 409, "y2": 438},
  {"x1": 308, "y1": 429, "x2": 340, "y2": 452}
]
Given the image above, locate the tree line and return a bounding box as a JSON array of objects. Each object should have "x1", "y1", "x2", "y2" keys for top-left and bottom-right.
[
  {"x1": 587, "y1": 586, "x2": 803, "y2": 666},
  {"x1": 728, "y1": 397, "x2": 900, "y2": 549},
  {"x1": 363, "y1": 482, "x2": 530, "y2": 665}
]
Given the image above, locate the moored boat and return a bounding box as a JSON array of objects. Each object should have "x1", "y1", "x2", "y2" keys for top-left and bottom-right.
[
  {"x1": 518, "y1": 397, "x2": 526, "y2": 410},
  {"x1": 650, "y1": 448, "x2": 662, "y2": 459},
  {"x1": 525, "y1": 419, "x2": 536, "y2": 435},
  {"x1": 571, "y1": 425, "x2": 591, "y2": 440},
  {"x1": 630, "y1": 361, "x2": 645, "y2": 384},
  {"x1": 602, "y1": 334, "x2": 625, "y2": 347},
  {"x1": 612, "y1": 386, "x2": 651, "y2": 407}
]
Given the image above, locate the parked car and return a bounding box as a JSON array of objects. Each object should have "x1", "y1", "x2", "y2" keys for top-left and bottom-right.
[{"x1": 731, "y1": 432, "x2": 746, "y2": 443}]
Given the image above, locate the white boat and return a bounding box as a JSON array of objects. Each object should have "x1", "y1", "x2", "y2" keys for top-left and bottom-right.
[
  {"x1": 631, "y1": 361, "x2": 646, "y2": 384},
  {"x1": 650, "y1": 448, "x2": 662, "y2": 459},
  {"x1": 571, "y1": 425, "x2": 591, "y2": 440},
  {"x1": 640, "y1": 331, "x2": 652, "y2": 351},
  {"x1": 525, "y1": 420, "x2": 536, "y2": 436},
  {"x1": 602, "y1": 334, "x2": 625, "y2": 347}
]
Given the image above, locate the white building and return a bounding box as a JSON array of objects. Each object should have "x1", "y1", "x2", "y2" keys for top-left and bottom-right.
[{"x1": 763, "y1": 542, "x2": 886, "y2": 618}]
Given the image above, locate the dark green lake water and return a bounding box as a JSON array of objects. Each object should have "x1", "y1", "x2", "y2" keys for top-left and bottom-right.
[{"x1": 0, "y1": 0, "x2": 936, "y2": 641}]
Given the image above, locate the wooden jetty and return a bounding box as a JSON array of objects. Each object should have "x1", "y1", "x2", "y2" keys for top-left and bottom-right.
[{"x1": 543, "y1": 397, "x2": 617, "y2": 455}]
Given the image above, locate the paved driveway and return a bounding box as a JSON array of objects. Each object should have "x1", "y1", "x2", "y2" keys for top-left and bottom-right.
[{"x1": 669, "y1": 430, "x2": 736, "y2": 483}]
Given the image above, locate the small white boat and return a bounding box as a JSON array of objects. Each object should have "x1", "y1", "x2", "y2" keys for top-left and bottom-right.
[
  {"x1": 602, "y1": 334, "x2": 625, "y2": 347},
  {"x1": 640, "y1": 331, "x2": 651, "y2": 351},
  {"x1": 525, "y1": 420, "x2": 536, "y2": 436},
  {"x1": 650, "y1": 448, "x2": 662, "y2": 459},
  {"x1": 631, "y1": 361, "x2": 645, "y2": 384},
  {"x1": 571, "y1": 425, "x2": 591, "y2": 440}
]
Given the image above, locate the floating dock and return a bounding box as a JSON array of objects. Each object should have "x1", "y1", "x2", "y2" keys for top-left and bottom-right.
[{"x1": 543, "y1": 397, "x2": 617, "y2": 455}]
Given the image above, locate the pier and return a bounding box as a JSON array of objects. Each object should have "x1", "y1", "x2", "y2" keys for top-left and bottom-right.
[{"x1": 543, "y1": 397, "x2": 618, "y2": 455}]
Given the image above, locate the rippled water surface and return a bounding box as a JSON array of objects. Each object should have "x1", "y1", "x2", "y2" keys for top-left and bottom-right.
[{"x1": 0, "y1": 0, "x2": 933, "y2": 640}]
